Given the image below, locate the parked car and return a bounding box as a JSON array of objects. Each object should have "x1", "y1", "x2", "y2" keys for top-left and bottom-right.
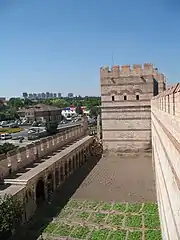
[{"x1": 0, "y1": 133, "x2": 12, "y2": 140}]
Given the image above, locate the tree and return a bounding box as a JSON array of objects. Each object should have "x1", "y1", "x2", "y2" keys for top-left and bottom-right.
[
  {"x1": 8, "y1": 98, "x2": 24, "y2": 110},
  {"x1": 90, "y1": 106, "x2": 101, "y2": 118},
  {"x1": 75, "y1": 105, "x2": 83, "y2": 115},
  {"x1": 0, "y1": 194, "x2": 23, "y2": 234},
  {"x1": 45, "y1": 121, "x2": 58, "y2": 135},
  {"x1": 0, "y1": 143, "x2": 17, "y2": 154}
]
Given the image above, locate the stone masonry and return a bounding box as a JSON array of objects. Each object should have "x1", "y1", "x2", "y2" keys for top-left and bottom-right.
[{"x1": 100, "y1": 63, "x2": 166, "y2": 152}]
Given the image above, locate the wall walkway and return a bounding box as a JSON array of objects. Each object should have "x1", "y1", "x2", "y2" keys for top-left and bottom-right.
[{"x1": 151, "y1": 83, "x2": 180, "y2": 240}]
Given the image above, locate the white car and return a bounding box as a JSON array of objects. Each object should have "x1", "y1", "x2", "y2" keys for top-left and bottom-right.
[{"x1": 0, "y1": 133, "x2": 12, "y2": 140}]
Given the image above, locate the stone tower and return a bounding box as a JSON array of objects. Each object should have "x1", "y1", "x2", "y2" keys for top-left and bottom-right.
[{"x1": 100, "y1": 63, "x2": 166, "y2": 152}]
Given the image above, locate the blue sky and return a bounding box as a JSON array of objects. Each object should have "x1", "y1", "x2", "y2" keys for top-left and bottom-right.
[{"x1": 0, "y1": 0, "x2": 180, "y2": 98}]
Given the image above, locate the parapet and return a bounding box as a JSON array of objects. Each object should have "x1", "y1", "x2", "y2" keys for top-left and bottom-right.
[{"x1": 100, "y1": 63, "x2": 159, "y2": 78}]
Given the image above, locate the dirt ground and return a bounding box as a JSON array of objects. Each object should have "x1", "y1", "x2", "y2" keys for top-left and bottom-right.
[{"x1": 72, "y1": 152, "x2": 156, "y2": 203}]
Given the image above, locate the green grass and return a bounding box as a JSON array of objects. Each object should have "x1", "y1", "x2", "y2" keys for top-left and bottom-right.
[
  {"x1": 109, "y1": 230, "x2": 127, "y2": 240},
  {"x1": 85, "y1": 200, "x2": 100, "y2": 210},
  {"x1": 40, "y1": 200, "x2": 161, "y2": 239},
  {"x1": 113, "y1": 203, "x2": 127, "y2": 212},
  {"x1": 57, "y1": 207, "x2": 74, "y2": 218},
  {"x1": 90, "y1": 228, "x2": 110, "y2": 240},
  {"x1": 99, "y1": 202, "x2": 113, "y2": 211},
  {"x1": 53, "y1": 224, "x2": 73, "y2": 236},
  {"x1": 107, "y1": 214, "x2": 124, "y2": 226},
  {"x1": 74, "y1": 211, "x2": 90, "y2": 221},
  {"x1": 43, "y1": 222, "x2": 58, "y2": 233},
  {"x1": 125, "y1": 215, "x2": 142, "y2": 228},
  {"x1": 145, "y1": 230, "x2": 162, "y2": 240},
  {"x1": 66, "y1": 199, "x2": 84, "y2": 209},
  {"x1": 143, "y1": 203, "x2": 159, "y2": 215},
  {"x1": 0, "y1": 127, "x2": 23, "y2": 134},
  {"x1": 144, "y1": 213, "x2": 160, "y2": 229},
  {"x1": 127, "y1": 203, "x2": 143, "y2": 213},
  {"x1": 128, "y1": 230, "x2": 142, "y2": 239},
  {"x1": 89, "y1": 212, "x2": 107, "y2": 224},
  {"x1": 70, "y1": 225, "x2": 91, "y2": 239}
]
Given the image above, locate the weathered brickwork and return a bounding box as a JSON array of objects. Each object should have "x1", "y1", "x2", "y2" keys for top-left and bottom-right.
[{"x1": 100, "y1": 63, "x2": 166, "y2": 151}]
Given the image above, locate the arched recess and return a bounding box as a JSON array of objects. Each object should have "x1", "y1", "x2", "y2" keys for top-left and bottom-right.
[
  {"x1": 47, "y1": 173, "x2": 54, "y2": 193},
  {"x1": 84, "y1": 148, "x2": 87, "y2": 162},
  {"x1": 68, "y1": 159, "x2": 72, "y2": 173},
  {"x1": 76, "y1": 153, "x2": 79, "y2": 167},
  {"x1": 119, "y1": 90, "x2": 130, "y2": 95},
  {"x1": 55, "y1": 168, "x2": 59, "y2": 187},
  {"x1": 36, "y1": 178, "x2": 45, "y2": 206},
  {"x1": 132, "y1": 89, "x2": 143, "y2": 94},
  {"x1": 73, "y1": 156, "x2": 76, "y2": 170},
  {"x1": 60, "y1": 166, "x2": 64, "y2": 181},
  {"x1": 64, "y1": 161, "x2": 68, "y2": 177},
  {"x1": 109, "y1": 90, "x2": 118, "y2": 95},
  {"x1": 81, "y1": 150, "x2": 84, "y2": 164}
]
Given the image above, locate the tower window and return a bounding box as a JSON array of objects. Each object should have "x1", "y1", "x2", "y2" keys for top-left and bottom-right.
[
  {"x1": 112, "y1": 96, "x2": 115, "y2": 101},
  {"x1": 124, "y1": 95, "x2": 127, "y2": 100},
  {"x1": 136, "y1": 95, "x2": 139, "y2": 100}
]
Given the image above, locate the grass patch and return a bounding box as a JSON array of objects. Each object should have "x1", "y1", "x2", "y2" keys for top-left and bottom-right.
[
  {"x1": 125, "y1": 215, "x2": 142, "y2": 228},
  {"x1": 109, "y1": 230, "x2": 127, "y2": 240},
  {"x1": 128, "y1": 230, "x2": 142, "y2": 239},
  {"x1": 99, "y1": 202, "x2": 113, "y2": 211},
  {"x1": 127, "y1": 203, "x2": 142, "y2": 213},
  {"x1": 143, "y1": 203, "x2": 159, "y2": 215},
  {"x1": 145, "y1": 230, "x2": 162, "y2": 240},
  {"x1": 113, "y1": 203, "x2": 127, "y2": 212},
  {"x1": 53, "y1": 223, "x2": 73, "y2": 237},
  {"x1": 73, "y1": 211, "x2": 90, "y2": 221},
  {"x1": 144, "y1": 214, "x2": 160, "y2": 229},
  {"x1": 84, "y1": 200, "x2": 100, "y2": 210},
  {"x1": 0, "y1": 127, "x2": 23, "y2": 134},
  {"x1": 89, "y1": 212, "x2": 107, "y2": 224},
  {"x1": 107, "y1": 214, "x2": 124, "y2": 226},
  {"x1": 90, "y1": 228, "x2": 110, "y2": 240},
  {"x1": 43, "y1": 222, "x2": 58, "y2": 233},
  {"x1": 66, "y1": 199, "x2": 84, "y2": 209},
  {"x1": 57, "y1": 207, "x2": 74, "y2": 219},
  {"x1": 70, "y1": 225, "x2": 91, "y2": 239}
]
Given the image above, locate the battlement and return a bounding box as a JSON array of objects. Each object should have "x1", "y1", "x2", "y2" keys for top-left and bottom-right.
[
  {"x1": 0, "y1": 119, "x2": 88, "y2": 181},
  {"x1": 100, "y1": 63, "x2": 160, "y2": 78}
]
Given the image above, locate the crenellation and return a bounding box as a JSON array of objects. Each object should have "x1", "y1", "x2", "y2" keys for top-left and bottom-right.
[
  {"x1": 100, "y1": 63, "x2": 161, "y2": 80},
  {"x1": 0, "y1": 121, "x2": 88, "y2": 180}
]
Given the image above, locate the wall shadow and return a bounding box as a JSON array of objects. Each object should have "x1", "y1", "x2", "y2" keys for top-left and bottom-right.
[{"x1": 11, "y1": 154, "x2": 101, "y2": 240}]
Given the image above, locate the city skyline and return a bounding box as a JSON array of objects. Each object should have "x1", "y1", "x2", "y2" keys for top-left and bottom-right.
[{"x1": 1, "y1": 0, "x2": 180, "y2": 98}]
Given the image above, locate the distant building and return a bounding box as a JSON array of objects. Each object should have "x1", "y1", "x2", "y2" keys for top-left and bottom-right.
[
  {"x1": 23, "y1": 92, "x2": 62, "y2": 100},
  {"x1": 68, "y1": 93, "x2": 74, "y2": 98},
  {"x1": 22, "y1": 92, "x2": 28, "y2": 98},
  {"x1": 17, "y1": 104, "x2": 62, "y2": 123}
]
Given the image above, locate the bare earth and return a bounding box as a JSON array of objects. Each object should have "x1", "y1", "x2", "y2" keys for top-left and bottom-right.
[{"x1": 72, "y1": 152, "x2": 156, "y2": 203}]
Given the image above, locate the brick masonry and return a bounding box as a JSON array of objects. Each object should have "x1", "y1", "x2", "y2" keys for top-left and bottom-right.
[
  {"x1": 151, "y1": 83, "x2": 180, "y2": 240},
  {"x1": 100, "y1": 63, "x2": 166, "y2": 152}
]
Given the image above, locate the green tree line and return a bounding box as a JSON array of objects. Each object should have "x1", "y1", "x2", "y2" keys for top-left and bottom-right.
[{"x1": 0, "y1": 96, "x2": 101, "y2": 121}]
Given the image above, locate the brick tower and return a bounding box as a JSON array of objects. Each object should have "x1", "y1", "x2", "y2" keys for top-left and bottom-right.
[{"x1": 100, "y1": 63, "x2": 166, "y2": 152}]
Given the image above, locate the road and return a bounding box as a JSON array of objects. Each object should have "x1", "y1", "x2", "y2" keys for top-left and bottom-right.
[{"x1": 0, "y1": 122, "x2": 82, "y2": 146}]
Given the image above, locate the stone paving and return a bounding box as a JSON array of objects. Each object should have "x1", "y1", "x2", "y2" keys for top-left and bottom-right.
[{"x1": 14, "y1": 152, "x2": 161, "y2": 240}]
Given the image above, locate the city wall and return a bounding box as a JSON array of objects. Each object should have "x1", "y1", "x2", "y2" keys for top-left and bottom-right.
[
  {"x1": 151, "y1": 83, "x2": 180, "y2": 240},
  {"x1": 0, "y1": 120, "x2": 88, "y2": 180}
]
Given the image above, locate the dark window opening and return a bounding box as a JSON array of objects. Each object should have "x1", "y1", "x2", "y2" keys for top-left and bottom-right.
[
  {"x1": 112, "y1": 96, "x2": 115, "y2": 101},
  {"x1": 124, "y1": 95, "x2": 127, "y2": 100},
  {"x1": 136, "y1": 95, "x2": 139, "y2": 100}
]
